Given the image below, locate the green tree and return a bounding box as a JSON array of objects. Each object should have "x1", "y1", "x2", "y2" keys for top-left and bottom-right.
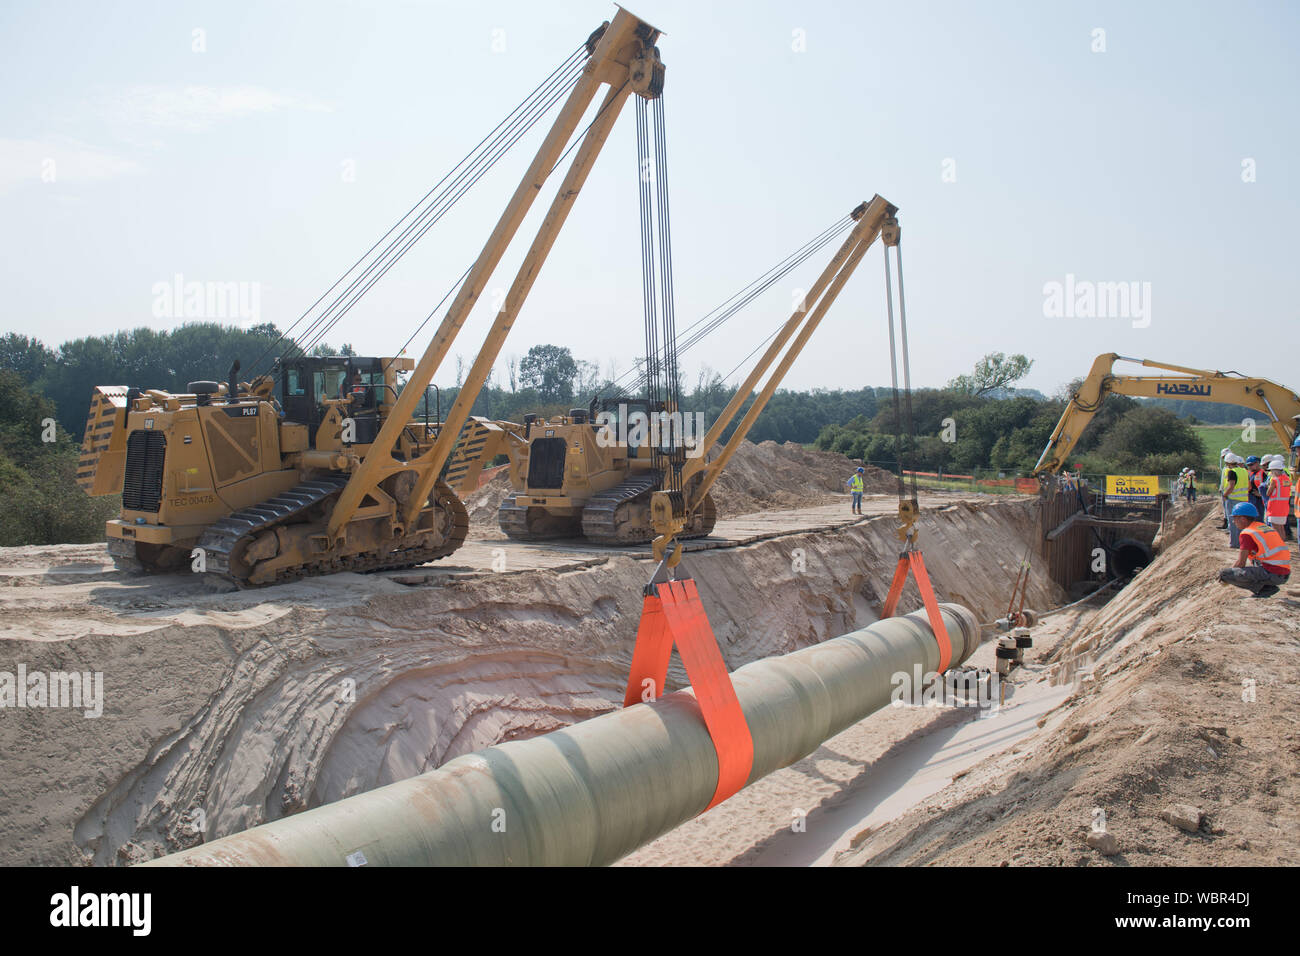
[
  {"x1": 947, "y1": 352, "x2": 1034, "y2": 396},
  {"x1": 0, "y1": 333, "x2": 55, "y2": 382},
  {"x1": 1093, "y1": 405, "x2": 1205, "y2": 472},
  {"x1": 519, "y1": 344, "x2": 578, "y2": 404},
  {"x1": 0, "y1": 370, "x2": 117, "y2": 546}
]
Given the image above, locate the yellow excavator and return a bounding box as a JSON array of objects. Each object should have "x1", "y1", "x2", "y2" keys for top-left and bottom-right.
[
  {"x1": 444, "y1": 195, "x2": 900, "y2": 551},
  {"x1": 1033, "y1": 353, "x2": 1300, "y2": 475},
  {"x1": 76, "y1": 7, "x2": 669, "y2": 587}
]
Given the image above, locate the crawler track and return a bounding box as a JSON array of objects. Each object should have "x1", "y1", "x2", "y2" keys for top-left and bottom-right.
[{"x1": 196, "y1": 474, "x2": 469, "y2": 588}]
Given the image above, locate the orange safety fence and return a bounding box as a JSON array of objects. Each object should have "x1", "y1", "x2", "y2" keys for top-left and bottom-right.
[{"x1": 902, "y1": 470, "x2": 1038, "y2": 494}]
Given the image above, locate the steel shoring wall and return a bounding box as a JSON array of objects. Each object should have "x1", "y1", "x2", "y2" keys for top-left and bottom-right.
[
  {"x1": 150, "y1": 604, "x2": 980, "y2": 867},
  {"x1": 1037, "y1": 482, "x2": 1096, "y2": 589}
]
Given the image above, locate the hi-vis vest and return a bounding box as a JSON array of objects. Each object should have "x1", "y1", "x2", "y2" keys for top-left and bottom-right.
[
  {"x1": 1267, "y1": 473, "x2": 1293, "y2": 518},
  {"x1": 1241, "y1": 521, "x2": 1291, "y2": 572},
  {"x1": 1222, "y1": 466, "x2": 1249, "y2": 501},
  {"x1": 849, "y1": 474, "x2": 864, "y2": 493}
]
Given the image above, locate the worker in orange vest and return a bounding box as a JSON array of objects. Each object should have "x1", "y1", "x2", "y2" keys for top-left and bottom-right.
[
  {"x1": 1264, "y1": 459, "x2": 1293, "y2": 540},
  {"x1": 1218, "y1": 502, "x2": 1291, "y2": 597}
]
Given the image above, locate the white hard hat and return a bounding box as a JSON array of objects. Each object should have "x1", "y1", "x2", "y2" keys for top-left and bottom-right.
[
  {"x1": 1269, "y1": 460, "x2": 1285, "y2": 471},
  {"x1": 1220, "y1": 448, "x2": 1230, "y2": 456}
]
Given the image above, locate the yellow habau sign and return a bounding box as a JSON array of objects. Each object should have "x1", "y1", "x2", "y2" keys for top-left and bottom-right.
[{"x1": 1105, "y1": 475, "x2": 1159, "y2": 501}]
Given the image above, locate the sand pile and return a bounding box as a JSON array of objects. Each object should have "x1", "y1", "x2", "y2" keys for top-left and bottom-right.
[
  {"x1": 464, "y1": 467, "x2": 512, "y2": 534},
  {"x1": 708, "y1": 441, "x2": 893, "y2": 517}
]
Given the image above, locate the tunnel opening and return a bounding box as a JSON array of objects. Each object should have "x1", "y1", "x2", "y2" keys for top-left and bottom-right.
[{"x1": 1110, "y1": 538, "x2": 1154, "y2": 579}]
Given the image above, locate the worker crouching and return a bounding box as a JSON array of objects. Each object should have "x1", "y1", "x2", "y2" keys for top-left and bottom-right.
[{"x1": 1218, "y1": 502, "x2": 1291, "y2": 598}]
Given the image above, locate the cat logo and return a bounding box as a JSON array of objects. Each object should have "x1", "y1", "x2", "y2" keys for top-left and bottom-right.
[{"x1": 144, "y1": 419, "x2": 155, "y2": 429}]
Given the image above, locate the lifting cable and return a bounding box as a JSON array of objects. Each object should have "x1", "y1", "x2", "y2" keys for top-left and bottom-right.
[
  {"x1": 379, "y1": 74, "x2": 636, "y2": 401},
  {"x1": 882, "y1": 228, "x2": 919, "y2": 529},
  {"x1": 248, "y1": 42, "x2": 589, "y2": 379},
  {"x1": 635, "y1": 93, "x2": 685, "y2": 495},
  {"x1": 289, "y1": 55, "x2": 585, "y2": 363},
  {"x1": 606, "y1": 212, "x2": 855, "y2": 399}
]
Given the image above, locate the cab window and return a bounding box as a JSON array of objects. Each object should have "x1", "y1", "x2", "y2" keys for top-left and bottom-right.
[{"x1": 314, "y1": 368, "x2": 348, "y2": 401}]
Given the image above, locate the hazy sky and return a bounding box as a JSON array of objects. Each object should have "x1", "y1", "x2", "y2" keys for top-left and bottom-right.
[{"x1": 2, "y1": 0, "x2": 1297, "y2": 397}]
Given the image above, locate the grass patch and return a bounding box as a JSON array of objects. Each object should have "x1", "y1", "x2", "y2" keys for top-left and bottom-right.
[{"x1": 1192, "y1": 424, "x2": 1286, "y2": 473}]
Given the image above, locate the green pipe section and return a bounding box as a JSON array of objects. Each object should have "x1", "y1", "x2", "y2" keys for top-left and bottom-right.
[{"x1": 150, "y1": 603, "x2": 980, "y2": 867}]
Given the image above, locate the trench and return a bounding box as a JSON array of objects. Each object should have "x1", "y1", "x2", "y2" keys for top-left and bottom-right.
[{"x1": 6, "y1": 498, "x2": 1069, "y2": 865}]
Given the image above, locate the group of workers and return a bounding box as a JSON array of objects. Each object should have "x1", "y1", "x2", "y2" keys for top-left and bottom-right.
[
  {"x1": 838, "y1": 444, "x2": 1295, "y2": 599},
  {"x1": 1216, "y1": 441, "x2": 1297, "y2": 598}
]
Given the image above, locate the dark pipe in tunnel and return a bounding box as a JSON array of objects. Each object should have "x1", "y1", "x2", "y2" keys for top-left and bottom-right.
[{"x1": 1110, "y1": 538, "x2": 1154, "y2": 579}]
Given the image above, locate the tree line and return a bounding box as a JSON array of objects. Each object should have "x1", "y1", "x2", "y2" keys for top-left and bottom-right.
[{"x1": 0, "y1": 323, "x2": 1245, "y2": 546}]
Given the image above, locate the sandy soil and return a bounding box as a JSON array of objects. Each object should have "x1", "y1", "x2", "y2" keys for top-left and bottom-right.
[
  {"x1": 831, "y1": 507, "x2": 1299, "y2": 867},
  {"x1": 0, "y1": 494, "x2": 1056, "y2": 865}
]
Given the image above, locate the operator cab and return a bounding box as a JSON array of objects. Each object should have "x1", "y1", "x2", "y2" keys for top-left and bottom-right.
[
  {"x1": 592, "y1": 396, "x2": 663, "y2": 455},
  {"x1": 277, "y1": 356, "x2": 387, "y2": 447}
]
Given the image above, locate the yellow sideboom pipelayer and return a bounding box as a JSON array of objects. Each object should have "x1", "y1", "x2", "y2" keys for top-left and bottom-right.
[
  {"x1": 76, "y1": 7, "x2": 668, "y2": 588},
  {"x1": 444, "y1": 195, "x2": 900, "y2": 554}
]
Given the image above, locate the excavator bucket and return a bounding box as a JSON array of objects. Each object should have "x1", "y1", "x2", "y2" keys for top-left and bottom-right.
[
  {"x1": 77, "y1": 386, "x2": 130, "y2": 495},
  {"x1": 443, "y1": 417, "x2": 507, "y2": 496}
]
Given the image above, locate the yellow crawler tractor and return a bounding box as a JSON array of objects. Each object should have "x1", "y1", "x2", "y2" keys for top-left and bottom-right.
[
  {"x1": 77, "y1": 356, "x2": 465, "y2": 584},
  {"x1": 446, "y1": 402, "x2": 716, "y2": 544},
  {"x1": 76, "y1": 6, "x2": 670, "y2": 587}
]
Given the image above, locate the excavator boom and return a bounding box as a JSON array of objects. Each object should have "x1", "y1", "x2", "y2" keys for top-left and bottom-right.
[{"x1": 1034, "y1": 353, "x2": 1300, "y2": 475}]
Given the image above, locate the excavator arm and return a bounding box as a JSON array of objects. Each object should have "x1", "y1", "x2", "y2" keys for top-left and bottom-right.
[{"x1": 1033, "y1": 353, "x2": 1300, "y2": 475}]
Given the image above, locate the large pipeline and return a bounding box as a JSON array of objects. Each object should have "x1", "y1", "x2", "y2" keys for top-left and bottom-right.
[{"x1": 150, "y1": 602, "x2": 980, "y2": 866}]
